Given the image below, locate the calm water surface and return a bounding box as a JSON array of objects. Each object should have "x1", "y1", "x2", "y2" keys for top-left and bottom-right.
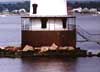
[
  {"x1": 76, "y1": 14, "x2": 100, "y2": 54},
  {"x1": 0, "y1": 57, "x2": 100, "y2": 72},
  {"x1": 0, "y1": 15, "x2": 21, "y2": 46}
]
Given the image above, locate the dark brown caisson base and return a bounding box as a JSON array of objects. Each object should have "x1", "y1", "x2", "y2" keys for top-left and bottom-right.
[{"x1": 22, "y1": 30, "x2": 76, "y2": 48}]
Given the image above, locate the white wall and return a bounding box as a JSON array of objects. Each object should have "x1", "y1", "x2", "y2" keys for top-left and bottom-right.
[
  {"x1": 30, "y1": 19, "x2": 68, "y2": 31},
  {"x1": 30, "y1": 0, "x2": 67, "y2": 16},
  {"x1": 31, "y1": 19, "x2": 41, "y2": 30}
]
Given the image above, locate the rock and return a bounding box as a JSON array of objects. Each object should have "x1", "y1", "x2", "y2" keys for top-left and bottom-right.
[
  {"x1": 5, "y1": 46, "x2": 18, "y2": 52},
  {"x1": 34, "y1": 47, "x2": 41, "y2": 50},
  {"x1": 87, "y1": 52, "x2": 93, "y2": 57},
  {"x1": 67, "y1": 46, "x2": 75, "y2": 51},
  {"x1": 97, "y1": 52, "x2": 100, "y2": 57},
  {"x1": 59, "y1": 47, "x2": 68, "y2": 50},
  {"x1": 49, "y1": 43, "x2": 58, "y2": 50},
  {"x1": 0, "y1": 46, "x2": 5, "y2": 49},
  {"x1": 40, "y1": 46, "x2": 49, "y2": 53},
  {"x1": 22, "y1": 45, "x2": 34, "y2": 51}
]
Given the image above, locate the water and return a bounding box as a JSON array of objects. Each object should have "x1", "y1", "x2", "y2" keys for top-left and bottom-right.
[
  {"x1": 0, "y1": 15, "x2": 21, "y2": 47},
  {"x1": 0, "y1": 14, "x2": 100, "y2": 72},
  {"x1": 76, "y1": 14, "x2": 100, "y2": 54},
  {"x1": 0, "y1": 57, "x2": 100, "y2": 72}
]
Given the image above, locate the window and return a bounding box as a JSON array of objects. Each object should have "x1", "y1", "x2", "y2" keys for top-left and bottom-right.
[
  {"x1": 62, "y1": 18, "x2": 66, "y2": 28},
  {"x1": 32, "y1": 4, "x2": 38, "y2": 14},
  {"x1": 41, "y1": 18, "x2": 48, "y2": 28}
]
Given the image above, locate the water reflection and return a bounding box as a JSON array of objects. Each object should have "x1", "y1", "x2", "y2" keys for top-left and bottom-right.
[
  {"x1": 21, "y1": 57, "x2": 77, "y2": 72},
  {"x1": 0, "y1": 57, "x2": 100, "y2": 72},
  {"x1": 76, "y1": 57, "x2": 100, "y2": 72}
]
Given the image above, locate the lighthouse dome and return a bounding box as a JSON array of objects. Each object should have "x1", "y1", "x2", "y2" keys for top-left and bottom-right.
[{"x1": 30, "y1": 0, "x2": 67, "y2": 16}]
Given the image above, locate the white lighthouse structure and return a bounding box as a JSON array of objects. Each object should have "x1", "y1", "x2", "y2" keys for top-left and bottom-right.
[
  {"x1": 21, "y1": 0, "x2": 76, "y2": 48},
  {"x1": 30, "y1": 0, "x2": 67, "y2": 16}
]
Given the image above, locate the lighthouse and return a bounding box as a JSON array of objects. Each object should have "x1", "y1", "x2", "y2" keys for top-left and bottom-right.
[
  {"x1": 21, "y1": 0, "x2": 76, "y2": 48},
  {"x1": 30, "y1": 0, "x2": 67, "y2": 16}
]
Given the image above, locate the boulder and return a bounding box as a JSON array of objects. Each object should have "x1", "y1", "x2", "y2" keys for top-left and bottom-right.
[
  {"x1": 67, "y1": 46, "x2": 75, "y2": 51},
  {"x1": 0, "y1": 46, "x2": 5, "y2": 49},
  {"x1": 22, "y1": 45, "x2": 34, "y2": 51},
  {"x1": 5, "y1": 46, "x2": 18, "y2": 52},
  {"x1": 40, "y1": 46, "x2": 49, "y2": 53},
  {"x1": 49, "y1": 43, "x2": 58, "y2": 50},
  {"x1": 59, "y1": 47, "x2": 68, "y2": 50}
]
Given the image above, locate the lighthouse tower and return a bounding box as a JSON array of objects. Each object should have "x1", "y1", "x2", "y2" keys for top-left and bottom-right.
[
  {"x1": 30, "y1": 0, "x2": 67, "y2": 16},
  {"x1": 21, "y1": 0, "x2": 76, "y2": 48}
]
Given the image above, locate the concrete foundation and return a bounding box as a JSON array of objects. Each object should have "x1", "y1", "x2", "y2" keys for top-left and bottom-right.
[{"x1": 22, "y1": 30, "x2": 76, "y2": 48}]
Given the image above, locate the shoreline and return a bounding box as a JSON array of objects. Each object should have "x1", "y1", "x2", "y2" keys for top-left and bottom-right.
[{"x1": 0, "y1": 45, "x2": 100, "y2": 58}]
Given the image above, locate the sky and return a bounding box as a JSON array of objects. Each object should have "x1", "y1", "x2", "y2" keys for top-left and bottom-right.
[{"x1": 0, "y1": 0, "x2": 99, "y2": 2}]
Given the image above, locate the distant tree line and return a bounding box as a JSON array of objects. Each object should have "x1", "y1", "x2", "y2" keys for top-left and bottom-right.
[
  {"x1": 68, "y1": 1, "x2": 100, "y2": 11},
  {"x1": 0, "y1": 1, "x2": 100, "y2": 13},
  {"x1": 0, "y1": 1, "x2": 30, "y2": 13}
]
